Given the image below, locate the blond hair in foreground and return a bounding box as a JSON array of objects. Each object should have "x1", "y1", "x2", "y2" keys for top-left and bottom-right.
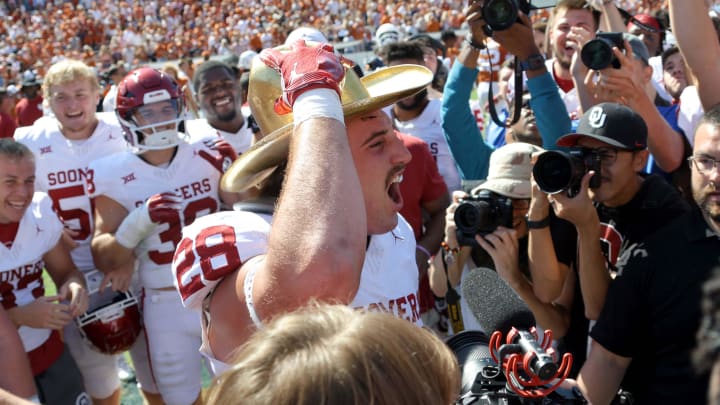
[{"x1": 206, "y1": 304, "x2": 461, "y2": 405}]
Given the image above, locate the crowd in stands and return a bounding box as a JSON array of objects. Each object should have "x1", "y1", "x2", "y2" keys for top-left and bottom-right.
[{"x1": 0, "y1": 1, "x2": 685, "y2": 90}]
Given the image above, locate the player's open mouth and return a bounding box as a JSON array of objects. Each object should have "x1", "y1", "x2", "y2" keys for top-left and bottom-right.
[
  {"x1": 66, "y1": 111, "x2": 83, "y2": 118},
  {"x1": 387, "y1": 172, "x2": 404, "y2": 207},
  {"x1": 7, "y1": 201, "x2": 26, "y2": 212},
  {"x1": 213, "y1": 97, "x2": 232, "y2": 107}
]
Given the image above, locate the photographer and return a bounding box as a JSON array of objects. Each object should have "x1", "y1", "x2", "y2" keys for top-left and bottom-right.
[
  {"x1": 528, "y1": 102, "x2": 690, "y2": 376},
  {"x1": 573, "y1": 33, "x2": 690, "y2": 196},
  {"x1": 441, "y1": 0, "x2": 572, "y2": 182},
  {"x1": 569, "y1": 105, "x2": 720, "y2": 405},
  {"x1": 430, "y1": 142, "x2": 575, "y2": 334}
]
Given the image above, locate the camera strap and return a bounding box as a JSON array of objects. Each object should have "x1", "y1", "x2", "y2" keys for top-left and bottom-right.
[
  {"x1": 441, "y1": 253, "x2": 465, "y2": 333},
  {"x1": 487, "y1": 55, "x2": 523, "y2": 128}
]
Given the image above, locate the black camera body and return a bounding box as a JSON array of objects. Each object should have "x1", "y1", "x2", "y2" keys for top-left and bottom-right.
[
  {"x1": 580, "y1": 32, "x2": 624, "y2": 70},
  {"x1": 454, "y1": 189, "x2": 514, "y2": 247},
  {"x1": 532, "y1": 150, "x2": 601, "y2": 197},
  {"x1": 482, "y1": 0, "x2": 558, "y2": 33}
]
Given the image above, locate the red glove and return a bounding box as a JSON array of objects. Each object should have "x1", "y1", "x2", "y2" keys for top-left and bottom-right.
[
  {"x1": 147, "y1": 192, "x2": 182, "y2": 224},
  {"x1": 259, "y1": 40, "x2": 345, "y2": 115},
  {"x1": 199, "y1": 138, "x2": 237, "y2": 173}
]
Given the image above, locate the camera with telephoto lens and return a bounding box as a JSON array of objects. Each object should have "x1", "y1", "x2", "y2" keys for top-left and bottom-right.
[
  {"x1": 454, "y1": 189, "x2": 514, "y2": 247},
  {"x1": 581, "y1": 32, "x2": 624, "y2": 70},
  {"x1": 481, "y1": 0, "x2": 558, "y2": 33},
  {"x1": 533, "y1": 150, "x2": 601, "y2": 198}
]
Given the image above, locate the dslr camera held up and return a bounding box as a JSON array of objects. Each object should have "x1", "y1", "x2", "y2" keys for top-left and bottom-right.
[
  {"x1": 581, "y1": 32, "x2": 624, "y2": 70},
  {"x1": 481, "y1": 0, "x2": 558, "y2": 33},
  {"x1": 454, "y1": 189, "x2": 514, "y2": 246},
  {"x1": 532, "y1": 150, "x2": 601, "y2": 198}
]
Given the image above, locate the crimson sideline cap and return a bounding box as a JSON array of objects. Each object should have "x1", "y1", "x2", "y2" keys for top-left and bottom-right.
[
  {"x1": 627, "y1": 13, "x2": 662, "y2": 33},
  {"x1": 556, "y1": 103, "x2": 648, "y2": 151}
]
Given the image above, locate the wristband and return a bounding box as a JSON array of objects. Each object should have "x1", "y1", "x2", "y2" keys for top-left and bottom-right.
[
  {"x1": 416, "y1": 244, "x2": 431, "y2": 259},
  {"x1": 525, "y1": 214, "x2": 551, "y2": 229},
  {"x1": 464, "y1": 37, "x2": 486, "y2": 51},
  {"x1": 293, "y1": 88, "x2": 344, "y2": 127},
  {"x1": 519, "y1": 53, "x2": 545, "y2": 71}
]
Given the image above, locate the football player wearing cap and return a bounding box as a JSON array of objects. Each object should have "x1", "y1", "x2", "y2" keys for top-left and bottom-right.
[
  {"x1": 89, "y1": 67, "x2": 239, "y2": 405},
  {"x1": 13, "y1": 59, "x2": 157, "y2": 405},
  {"x1": 527, "y1": 102, "x2": 690, "y2": 377},
  {"x1": 172, "y1": 41, "x2": 432, "y2": 372},
  {"x1": 568, "y1": 104, "x2": 720, "y2": 405},
  {"x1": 0, "y1": 138, "x2": 89, "y2": 404}
]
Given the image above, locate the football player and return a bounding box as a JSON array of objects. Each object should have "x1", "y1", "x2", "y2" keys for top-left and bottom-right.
[
  {"x1": 89, "y1": 67, "x2": 239, "y2": 405},
  {"x1": 0, "y1": 138, "x2": 89, "y2": 404},
  {"x1": 185, "y1": 60, "x2": 257, "y2": 155},
  {"x1": 173, "y1": 41, "x2": 432, "y2": 373},
  {"x1": 14, "y1": 59, "x2": 158, "y2": 405}
]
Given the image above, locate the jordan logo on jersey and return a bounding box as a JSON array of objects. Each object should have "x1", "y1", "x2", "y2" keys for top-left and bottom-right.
[
  {"x1": 122, "y1": 173, "x2": 137, "y2": 184},
  {"x1": 40, "y1": 146, "x2": 52, "y2": 155}
]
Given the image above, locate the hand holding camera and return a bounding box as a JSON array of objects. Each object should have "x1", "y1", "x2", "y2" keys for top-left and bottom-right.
[
  {"x1": 464, "y1": 0, "x2": 489, "y2": 49},
  {"x1": 537, "y1": 167, "x2": 598, "y2": 227},
  {"x1": 474, "y1": 226, "x2": 524, "y2": 289},
  {"x1": 583, "y1": 38, "x2": 645, "y2": 106},
  {"x1": 568, "y1": 26, "x2": 595, "y2": 81},
  {"x1": 467, "y1": 0, "x2": 555, "y2": 61},
  {"x1": 444, "y1": 191, "x2": 468, "y2": 251},
  {"x1": 454, "y1": 189, "x2": 514, "y2": 247},
  {"x1": 532, "y1": 149, "x2": 601, "y2": 226}
]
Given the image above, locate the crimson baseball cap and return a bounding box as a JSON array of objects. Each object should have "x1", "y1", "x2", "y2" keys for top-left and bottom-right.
[
  {"x1": 627, "y1": 13, "x2": 662, "y2": 33},
  {"x1": 557, "y1": 103, "x2": 648, "y2": 151}
]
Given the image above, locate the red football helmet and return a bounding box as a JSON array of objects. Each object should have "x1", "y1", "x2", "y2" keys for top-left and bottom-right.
[
  {"x1": 75, "y1": 291, "x2": 143, "y2": 355},
  {"x1": 116, "y1": 67, "x2": 185, "y2": 152}
]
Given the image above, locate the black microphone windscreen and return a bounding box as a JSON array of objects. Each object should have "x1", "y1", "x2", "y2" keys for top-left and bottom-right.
[{"x1": 462, "y1": 266, "x2": 535, "y2": 336}]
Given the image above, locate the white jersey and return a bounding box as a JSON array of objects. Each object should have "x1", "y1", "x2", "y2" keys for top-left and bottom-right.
[
  {"x1": 88, "y1": 140, "x2": 229, "y2": 289},
  {"x1": 14, "y1": 112, "x2": 129, "y2": 271},
  {"x1": 185, "y1": 118, "x2": 253, "y2": 155},
  {"x1": 0, "y1": 192, "x2": 63, "y2": 352},
  {"x1": 386, "y1": 99, "x2": 462, "y2": 192},
  {"x1": 173, "y1": 211, "x2": 421, "y2": 371}
]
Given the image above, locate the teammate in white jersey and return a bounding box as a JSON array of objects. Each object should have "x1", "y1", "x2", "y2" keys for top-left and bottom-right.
[
  {"x1": 184, "y1": 60, "x2": 256, "y2": 154},
  {"x1": 0, "y1": 139, "x2": 89, "y2": 404},
  {"x1": 381, "y1": 41, "x2": 462, "y2": 192},
  {"x1": 89, "y1": 67, "x2": 238, "y2": 405},
  {"x1": 172, "y1": 41, "x2": 432, "y2": 369},
  {"x1": 13, "y1": 59, "x2": 158, "y2": 405}
]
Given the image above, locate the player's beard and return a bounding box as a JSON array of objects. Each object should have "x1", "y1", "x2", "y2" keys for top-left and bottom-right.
[
  {"x1": 395, "y1": 88, "x2": 428, "y2": 111},
  {"x1": 552, "y1": 42, "x2": 573, "y2": 71},
  {"x1": 216, "y1": 109, "x2": 238, "y2": 122}
]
